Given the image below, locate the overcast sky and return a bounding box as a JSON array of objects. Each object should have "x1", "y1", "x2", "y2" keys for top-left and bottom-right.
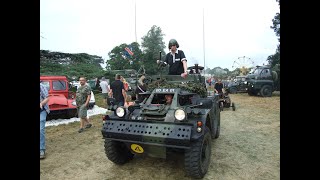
[{"x1": 40, "y1": 0, "x2": 279, "y2": 70}]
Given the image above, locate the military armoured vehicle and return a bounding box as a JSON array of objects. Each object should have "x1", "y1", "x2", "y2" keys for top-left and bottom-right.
[
  {"x1": 226, "y1": 76, "x2": 248, "y2": 94},
  {"x1": 101, "y1": 65, "x2": 221, "y2": 179},
  {"x1": 246, "y1": 65, "x2": 280, "y2": 97}
]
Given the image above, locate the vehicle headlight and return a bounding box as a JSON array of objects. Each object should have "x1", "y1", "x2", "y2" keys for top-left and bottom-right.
[
  {"x1": 174, "y1": 109, "x2": 186, "y2": 121},
  {"x1": 244, "y1": 81, "x2": 247, "y2": 84},
  {"x1": 72, "y1": 101, "x2": 76, "y2": 106},
  {"x1": 115, "y1": 107, "x2": 126, "y2": 117}
]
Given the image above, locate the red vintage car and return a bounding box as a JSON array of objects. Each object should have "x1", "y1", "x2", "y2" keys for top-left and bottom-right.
[{"x1": 40, "y1": 75, "x2": 78, "y2": 119}]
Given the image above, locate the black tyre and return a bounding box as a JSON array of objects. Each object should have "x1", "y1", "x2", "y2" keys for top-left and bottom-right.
[
  {"x1": 229, "y1": 87, "x2": 237, "y2": 94},
  {"x1": 248, "y1": 90, "x2": 256, "y2": 96},
  {"x1": 214, "y1": 114, "x2": 220, "y2": 139},
  {"x1": 219, "y1": 101, "x2": 224, "y2": 111},
  {"x1": 104, "y1": 140, "x2": 134, "y2": 165},
  {"x1": 67, "y1": 109, "x2": 78, "y2": 119},
  {"x1": 260, "y1": 85, "x2": 272, "y2": 97},
  {"x1": 185, "y1": 127, "x2": 212, "y2": 179},
  {"x1": 232, "y1": 102, "x2": 236, "y2": 111}
]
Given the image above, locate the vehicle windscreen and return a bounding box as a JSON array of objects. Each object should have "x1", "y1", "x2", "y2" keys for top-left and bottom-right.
[
  {"x1": 52, "y1": 80, "x2": 67, "y2": 90},
  {"x1": 151, "y1": 94, "x2": 174, "y2": 104},
  {"x1": 253, "y1": 68, "x2": 263, "y2": 75}
]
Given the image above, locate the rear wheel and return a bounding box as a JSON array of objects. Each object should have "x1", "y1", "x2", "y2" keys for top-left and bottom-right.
[
  {"x1": 260, "y1": 85, "x2": 272, "y2": 97},
  {"x1": 104, "y1": 140, "x2": 134, "y2": 165},
  {"x1": 229, "y1": 87, "x2": 237, "y2": 94},
  {"x1": 214, "y1": 115, "x2": 220, "y2": 139},
  {"x1": 185, "y1": 127, "x2": 211, "y2": 179},
  {"x1": 219, "y1": 101, "x2": 224, "y2": 111}
]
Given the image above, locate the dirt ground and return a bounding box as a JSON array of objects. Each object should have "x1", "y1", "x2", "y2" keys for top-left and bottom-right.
[{"x1": 40, "y1": 92, "x2": 280, "y2": 180}]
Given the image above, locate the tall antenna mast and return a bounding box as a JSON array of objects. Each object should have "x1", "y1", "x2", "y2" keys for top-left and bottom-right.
[
  {"x1": 135, "y1": 0, "x2": 137, "y2": 42},
  {"x1": 203, "y1": 8, "x2": 206, "y2": 74}
]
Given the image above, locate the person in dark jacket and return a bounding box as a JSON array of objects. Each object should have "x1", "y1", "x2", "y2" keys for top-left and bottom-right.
[
  {"x1": 214, "y1": 79, "x2": 224, "y2": 94},
  {"x1": 109, "y1": 74, "x2": 126, "y2": 106}
]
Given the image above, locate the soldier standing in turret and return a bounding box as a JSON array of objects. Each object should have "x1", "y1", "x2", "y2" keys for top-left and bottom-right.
[{"x1": 157, "y1": 39, "x2": 188, "y2": 78}]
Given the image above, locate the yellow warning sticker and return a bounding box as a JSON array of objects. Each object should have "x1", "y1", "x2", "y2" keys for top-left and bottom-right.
[{"x1": 131, "y1": 144, "x2": 144, "y2": 153}]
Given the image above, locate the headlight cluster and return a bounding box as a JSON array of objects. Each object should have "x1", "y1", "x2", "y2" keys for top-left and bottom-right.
[
  {"x1": 72, "y1": 101, "x2": 76, "y2": 106},
  {"x1": 174, "y1": 109, "x2": 186, "y2": 121}
]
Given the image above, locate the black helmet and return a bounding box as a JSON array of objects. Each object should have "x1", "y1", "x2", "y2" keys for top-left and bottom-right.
[{"x1": 168, "y1": 39, "x2": 179, "y2": 49}]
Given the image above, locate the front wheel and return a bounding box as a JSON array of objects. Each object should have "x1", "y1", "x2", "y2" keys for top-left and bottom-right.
[
  {"x1": 248, "y1": 90, "x2": 257, "y2": 96},
  {"x1": 67, "y1": 109, "x2": 78, "y2": 119},
  {"x1": 104, "y1": 140, "x2": 134, "y2": 165},
  {"x1": 232, "y1": 102, "x2": 236, "y2": 111},
  {"x1": 184, "y1": 127, "x2": 212, "y2": 179}
]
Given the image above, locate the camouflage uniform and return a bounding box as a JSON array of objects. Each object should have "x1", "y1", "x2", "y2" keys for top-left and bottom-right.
[{"x1": 76, "y1": 84, "x2": 92, "y2": 118}]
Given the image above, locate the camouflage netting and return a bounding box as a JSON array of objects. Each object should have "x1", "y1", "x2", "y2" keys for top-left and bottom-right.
[{"x1": 147, "y1": 78, "x2": 207, "y2": 97}]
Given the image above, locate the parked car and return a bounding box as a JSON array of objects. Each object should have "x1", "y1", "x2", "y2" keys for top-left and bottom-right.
[{"x1": 226, "y1": 76, "x2": 248, "y2": 94}]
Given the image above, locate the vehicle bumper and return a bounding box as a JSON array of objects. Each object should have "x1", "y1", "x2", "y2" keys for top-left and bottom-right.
[
  {"x1": 48, "y1": 108, "x2": 77, "y2": 115},
  {"x1": 101, "y1": 119, "x2": 194, "y2": 149}
]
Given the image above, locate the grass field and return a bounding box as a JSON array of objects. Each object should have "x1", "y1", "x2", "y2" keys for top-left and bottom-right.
[{"x1": 40, "y1": 92, "x2": 280, "y2": 180}]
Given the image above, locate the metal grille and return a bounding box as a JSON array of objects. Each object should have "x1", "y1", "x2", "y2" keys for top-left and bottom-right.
[{"x1": 102, "y1": 120, "x2": 192, "y2": 147}]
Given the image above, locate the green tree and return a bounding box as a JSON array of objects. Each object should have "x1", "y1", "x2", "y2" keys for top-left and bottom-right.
[
  {"x1": 40, "y1": 50, "x2": 105, "y2": 80},
  {"x1": 267, "y1": 0, "x2": 280, "y2": 68},
  {"x1": 141, "y1": 25, "x2": 166, "y2": 75},
  {"x1": 106, "y1": 42, "x2": 143, "y2": 71},
  {"x1": 230, "y1": 68, "x2": 241, "y2": 77}
]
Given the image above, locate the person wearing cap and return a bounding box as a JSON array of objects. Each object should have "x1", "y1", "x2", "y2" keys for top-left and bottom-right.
[
  {"x1": 99, "y1": 77, "x2": 110, "y2": 108},
  {"x1": 157, "y1": 39, "x2": 188, "y2": 78}
]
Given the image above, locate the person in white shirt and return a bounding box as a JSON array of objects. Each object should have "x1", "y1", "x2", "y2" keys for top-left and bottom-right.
[{"x1": 99, "y1": 77, "x2": 110, "y2": 107}]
